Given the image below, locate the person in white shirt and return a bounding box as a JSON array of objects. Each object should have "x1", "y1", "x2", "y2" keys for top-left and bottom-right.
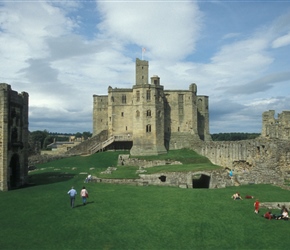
[{"x1": 80, "y1": 186, "x2": 89, "y2": 205}]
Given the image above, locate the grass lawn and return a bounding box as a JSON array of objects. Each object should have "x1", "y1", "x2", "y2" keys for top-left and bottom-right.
[{"x1": 1, "y1": 150, "x2": 290, "y2": 250}]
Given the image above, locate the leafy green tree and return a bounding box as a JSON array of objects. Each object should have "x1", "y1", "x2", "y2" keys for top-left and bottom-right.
[
  {"x1": 30, "y1": 130, "x2": 49, "y2": 149},
  {"x1": 75, "y1": 132, "x2": 82, "y2": 138},
  {"x1": 43, "y1": 135, "x2": 55, "y2": 149},
  {"x1": 82, "y1": 131, "x2": 92, "y2": 139}
]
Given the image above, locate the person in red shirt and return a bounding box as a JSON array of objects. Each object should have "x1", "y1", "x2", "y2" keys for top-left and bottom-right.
[
  {"x1": 264, "y1": 211, "x2": 273, "y2": 220},
  {"x1": 254, "y1": 199, "x2": 260, "y2": 214}
]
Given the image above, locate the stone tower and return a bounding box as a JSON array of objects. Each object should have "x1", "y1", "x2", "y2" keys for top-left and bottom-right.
[
  {"x1": 130, "y1": 59, "x2": 167, "y2": 155},
  {"x1": 0, "y1": 83, "x2": 29, "y2": 191}
]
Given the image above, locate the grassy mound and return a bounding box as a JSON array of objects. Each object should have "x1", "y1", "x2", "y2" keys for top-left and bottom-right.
[{"x1": 28, "y1": 149, "x2": 222, "y2": 181}]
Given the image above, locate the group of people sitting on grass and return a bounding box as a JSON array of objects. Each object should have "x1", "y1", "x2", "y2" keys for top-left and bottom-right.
[
  {"x1": 263, "y1": 206, "x2": 289, "y2": 220},
  {"x1": 231, "y1": 192, "x2": 255, "y2": 200},
  {"x1": 231, "y1": 191, "x2": 289, "y2": 220}
]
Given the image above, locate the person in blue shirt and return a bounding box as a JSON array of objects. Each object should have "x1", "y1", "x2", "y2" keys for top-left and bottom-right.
[
  {"x1": 229, "y1": 170, "x2": 233, "y2": 178},
  {"x1": 67, "y1": 186, "x2": 77, "y2": 208}
]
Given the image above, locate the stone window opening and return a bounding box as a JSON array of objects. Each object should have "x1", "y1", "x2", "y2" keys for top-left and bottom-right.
[
  {"x1": 121, "y1": 112, "x2": 124, "y2": 117},
  {"x1": 146, "y1": 90, "x2": 151, "y2": 101},
  {"x1": 146, "y1": 124, "x2": 151, "y2": 133},
  {"x1": 11, "y1": 127, "x2": 18, "y2": 143},
  {"x1": 136, "y1": 91, "x2": 140, "y2": 102},
  {"x1": 122, "y1": 94, "x2": 126, "y2": 104},
  {"x1": 146, "y1": 110, "x2": 151, "y2": 117},
  {"x1": 136, "y1": 110, "x2": 140, "y2": 117}
]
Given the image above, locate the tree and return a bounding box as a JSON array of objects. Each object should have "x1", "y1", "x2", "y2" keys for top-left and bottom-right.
[
  {"x1": 30, "y1": 130, "x2": 49, "y2": 149},
  {"x1": 82, "y1": 131, "x2": 92, "y2": 140},
  {"x1": 43, "y1": 135, "x2": 55, "y2": 149}
]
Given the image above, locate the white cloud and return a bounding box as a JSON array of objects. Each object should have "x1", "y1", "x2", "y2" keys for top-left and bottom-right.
[
  {"x1": 97, "y1": 1, "x2": 203, "y2": 61},
  {"x1": 0, "y1": 1, "x2": 290, "y2": 134},
  {"x1": 222, "y1": 33, "x2": 240, "y2": 40},
  {"x1": 272, "y1": 32, "x2": 290, "y2": 48}
]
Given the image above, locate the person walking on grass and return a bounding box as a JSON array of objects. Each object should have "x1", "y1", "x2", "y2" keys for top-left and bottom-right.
[
  {"x1": 80, "y1": 186, "x2": 89, "y2": 205},
  {"x1": 254, "y1": 199, "x2": 260, "y2": 214},
  {"x1": 67, "y1": 186, "x2": 77, "y2": 208}
]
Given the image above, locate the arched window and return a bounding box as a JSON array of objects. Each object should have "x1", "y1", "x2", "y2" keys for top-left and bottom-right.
[
  {"x1": 146, "y1": 110, "x2": 151, "y2": 117},
  {"x1": 136, "y1": 110, "x2": 140, "y2": 117}
]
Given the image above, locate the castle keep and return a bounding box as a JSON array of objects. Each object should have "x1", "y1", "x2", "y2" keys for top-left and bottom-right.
[
  {"x1": 93, "y1": 58, "x2": 211, "y2": 156},
  {"x1": 0, "y1": 84, "x2": 29, "y2": 191}
]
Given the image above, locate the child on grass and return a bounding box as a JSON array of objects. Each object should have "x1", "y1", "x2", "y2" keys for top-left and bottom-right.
[{"x1": 254, "y1": 199, "x2": 260, "y2": 214}]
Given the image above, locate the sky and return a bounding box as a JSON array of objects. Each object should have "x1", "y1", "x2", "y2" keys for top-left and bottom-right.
[{"x1": 1, "y1": 0, "x2": 290, "y2": 134}]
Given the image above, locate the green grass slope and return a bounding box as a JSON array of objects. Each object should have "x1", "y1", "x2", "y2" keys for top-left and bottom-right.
[{"x1": 0, "y1": 150, "x2": 290, "y2": 250}]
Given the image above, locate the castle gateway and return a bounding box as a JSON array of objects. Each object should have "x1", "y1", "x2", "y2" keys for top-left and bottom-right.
[{"x1": 93, "y1": 58, "x2": 211, "y2": 156}]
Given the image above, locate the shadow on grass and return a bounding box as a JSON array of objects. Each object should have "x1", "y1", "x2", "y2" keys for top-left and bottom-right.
[
  {"x1": 26, "y1": 172, "x2": 77, "y2": 187},
  {"x1": 74, "y1": 201, "x2": 95, "y2": 208}
]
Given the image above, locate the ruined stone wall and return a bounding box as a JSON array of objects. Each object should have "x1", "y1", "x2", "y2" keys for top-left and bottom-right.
[
  {"x1": 197, "y1": 95, "x2": 211, "y2": 141},
  {"x1": 0, "y1": 83, "x2": 29, "y2": 191},
  {"x1": 262, "y1": 110, "x2": 290, "y2": 140},
  {"x1": 115, "y1": 148, "x2": 284, "y2": 188},
  {"x1": 191, "y1": 138, "x2": 287, "y2": 186}
]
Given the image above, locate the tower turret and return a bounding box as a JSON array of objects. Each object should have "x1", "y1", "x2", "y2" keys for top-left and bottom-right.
[{"x1": 135, "y1": 58, "x2": 148, "y2": 85}]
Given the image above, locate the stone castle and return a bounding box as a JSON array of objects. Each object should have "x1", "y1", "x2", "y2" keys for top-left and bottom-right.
[
  {"x1": 93, "y1": 58, "x2": 211, "y2": 156},
  {"x1": 0, "y1": 83, "x2": 29, "y2": 191},
  {"x1": 2, "y1": 59, "x2": 290, "y2": 191}
]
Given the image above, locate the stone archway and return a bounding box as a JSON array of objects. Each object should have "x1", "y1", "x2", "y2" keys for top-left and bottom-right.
[
  {"x1": 9, "y1": 154, "x2": 21, "y2": 189},
  {"x1": 192, "y1": 173, "x2": 210, "y2": 188}
]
